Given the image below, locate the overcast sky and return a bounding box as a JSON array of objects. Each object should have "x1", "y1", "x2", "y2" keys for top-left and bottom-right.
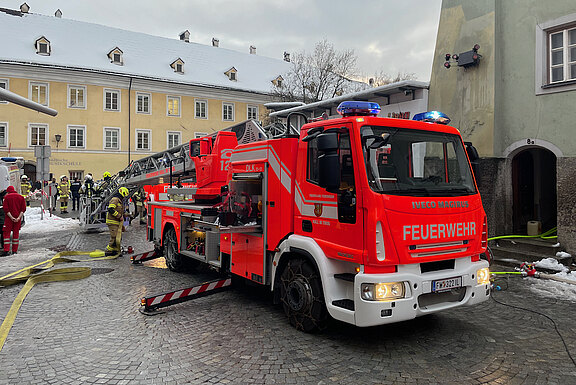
[{"x1": 3, "y1": 0, "x2": 442, "y2": 81}]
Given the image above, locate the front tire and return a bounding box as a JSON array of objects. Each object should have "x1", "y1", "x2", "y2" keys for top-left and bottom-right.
[{"x1": 280, "y1": 258, "x2": 328, "y2": 332}]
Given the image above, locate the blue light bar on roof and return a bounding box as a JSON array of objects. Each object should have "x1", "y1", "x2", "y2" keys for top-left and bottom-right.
[
  {"x1": 412, "y1": 111, "x2": 451, "y2": 125},
  {"x1": 337, "y1": 101, "x2": 381, "y2": 117}
]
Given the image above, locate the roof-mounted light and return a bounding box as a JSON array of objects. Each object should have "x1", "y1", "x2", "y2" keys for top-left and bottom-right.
[
  {"x1": 337, "y1": 101, "x2": 381, "y2": 117},
  {"x1": 412, "y1": 111, "x2": 451, "y2": 125}
]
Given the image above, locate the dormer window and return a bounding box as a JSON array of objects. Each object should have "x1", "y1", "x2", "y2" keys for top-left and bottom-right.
[
  {"x1": 170, "y1": 58, "x2": 185, "y2": 74},
  {"x1": 35, "y1": 36, "x2": 51, "y2": 56},
  {"x1": 272, "y1": 75, "x2": 284, "y2": 88},
  {"x1": 108, "y1": 47, "x2": 123, "y2": 66},
  {"x1": 225, "y1": 67, "x2": 238, "y2": 81}
]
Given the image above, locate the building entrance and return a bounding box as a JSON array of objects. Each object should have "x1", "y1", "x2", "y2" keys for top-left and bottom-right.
[{"x1": 511, "y1": 148, "x2": 557, "y2": 234}]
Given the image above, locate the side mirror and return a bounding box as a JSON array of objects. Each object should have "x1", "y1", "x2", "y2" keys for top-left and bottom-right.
[
  {"x1": 317, "y1": 132, "x2": 340, "y2": 190},
  {"x1": 189, "y1": 138, "x2": 212, "y2": 158}
]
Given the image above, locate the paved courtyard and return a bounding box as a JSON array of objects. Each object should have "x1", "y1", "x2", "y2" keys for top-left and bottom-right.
[{"x1": 1, "y1": 223, "x2": 576, "y2": 384}]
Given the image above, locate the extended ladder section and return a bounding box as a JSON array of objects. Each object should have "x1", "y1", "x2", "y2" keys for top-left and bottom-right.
[{"x1": 79, "y1": 120, "x2": 270, "y2": 229}]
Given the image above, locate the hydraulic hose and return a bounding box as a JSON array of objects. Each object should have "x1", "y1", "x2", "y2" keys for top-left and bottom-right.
[{"x1": 487, "y1": 227, "x2": 557, "y2": 242}]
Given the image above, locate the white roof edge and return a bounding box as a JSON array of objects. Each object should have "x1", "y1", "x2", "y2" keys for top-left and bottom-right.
[{"x1": 269, "y1": 80, "x2": 430, "y2": 117}]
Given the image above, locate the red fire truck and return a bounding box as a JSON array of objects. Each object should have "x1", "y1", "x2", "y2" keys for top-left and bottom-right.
[{"x1": 145, "y1": 102, "x2": 491, "y2": 332}]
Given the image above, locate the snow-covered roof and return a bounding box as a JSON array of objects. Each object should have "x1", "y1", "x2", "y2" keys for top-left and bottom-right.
[{"x1": 0, "y1": 8, "x2": 291, "y2": 94}]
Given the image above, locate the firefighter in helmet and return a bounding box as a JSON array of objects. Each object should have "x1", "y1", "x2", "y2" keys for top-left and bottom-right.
[
  {"x1": 97, "y1": 171, "x2": 113, "y2": 195},
  {"x1": 105, "y1": 186, "x2": 129, "y2": 256},
  {"x1": 131, "y1": 187, "x2": 147, "y2": 225},
  {"x1": 57, "y1": 175, "x2": 71, "y2": 214},
  {"x1": 20, "y1": 175, "x2": 32, "y2": 206}
]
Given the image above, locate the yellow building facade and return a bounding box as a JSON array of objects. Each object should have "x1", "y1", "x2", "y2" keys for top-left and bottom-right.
[{"x1": 0, "y1": 6, "x2": 289, "y2": 181}]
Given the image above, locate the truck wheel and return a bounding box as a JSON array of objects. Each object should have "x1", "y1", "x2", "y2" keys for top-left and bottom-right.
[
  {"x1": 163, "y1": 227, "x2": 186, "y2": 272},
  {"x1": 280, "y1": 258, "x2": 327, "y2": 332}
]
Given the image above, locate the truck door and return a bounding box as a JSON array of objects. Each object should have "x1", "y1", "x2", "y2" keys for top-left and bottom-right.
[{"x1": 295, "y1": 125, "x2": 364, "y2": 263}]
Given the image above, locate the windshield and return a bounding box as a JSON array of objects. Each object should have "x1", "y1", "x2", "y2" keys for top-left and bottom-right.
[{"x1": 361, "y1": 126, "x2": 477, "y2": 196}]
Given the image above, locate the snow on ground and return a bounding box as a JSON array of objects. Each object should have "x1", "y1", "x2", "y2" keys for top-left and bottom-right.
[
  {"x1": 20, "y1": 207, "x2": 80, "y2": 234},
  {"x1": 526, "y1": 257, "x2": 576, "y2": 302}
]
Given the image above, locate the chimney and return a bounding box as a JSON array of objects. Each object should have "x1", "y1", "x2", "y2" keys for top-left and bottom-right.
[
  {"x1": 250, "y1": 45, "x2": 256, "y2": 55},
  {"x1": 283, "y1": 52, "x2": 290, "y2": 62},
  {"x1": 212, "y1": 38, "x2": 219, "y2": 47},
  {"x1": 179, "y1": 30, "x2": 190, "y2": 43},
  {"x1": 20, "y1": 3, "x2": 30, "y2": 13},
  {"x1": 55, "y1": 9, "x2": 62, "y2": 18}
]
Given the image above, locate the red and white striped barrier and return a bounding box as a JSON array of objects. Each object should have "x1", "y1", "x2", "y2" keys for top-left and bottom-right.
[
  {"x1": 130, "y1": 250, "x2": 160, "y2": 264},
  {"x1": 140, "y1": 278, "x2": 232, "y2": 313}
]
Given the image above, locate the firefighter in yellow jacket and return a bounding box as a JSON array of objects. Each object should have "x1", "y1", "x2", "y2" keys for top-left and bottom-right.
[
  {"x1": 20, "y1": 175, "x2": 32, "y2": 206},
  {"x1": 105, "y1": 187, "x2": 129, "y2": 256},
  {"x1": 57, "y1": 175, "x2": 71, "y2": 214}
]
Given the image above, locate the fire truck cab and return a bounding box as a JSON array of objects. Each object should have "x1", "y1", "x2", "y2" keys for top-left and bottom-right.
[{"x1": 147, "y1": 102, "x2": 491, "y2": 332}]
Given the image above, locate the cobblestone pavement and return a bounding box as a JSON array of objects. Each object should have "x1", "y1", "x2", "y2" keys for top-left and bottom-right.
[{"x1": 1, "y1": 222, "x2": 576, "y2": 384}]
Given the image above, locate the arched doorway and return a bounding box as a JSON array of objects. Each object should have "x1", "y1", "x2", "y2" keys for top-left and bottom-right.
[{"x1": 511, "y1": 148, "x2": 557, "y2": 234}]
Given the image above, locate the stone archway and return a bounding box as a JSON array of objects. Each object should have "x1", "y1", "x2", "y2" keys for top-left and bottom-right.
[{"x1": 511, "y1": 147, "x2": 557, "y2": 234}]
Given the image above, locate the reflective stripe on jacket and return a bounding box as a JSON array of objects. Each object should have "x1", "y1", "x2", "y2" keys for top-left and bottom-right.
[{"x1": 106, "y1": 196, "x2": 124, "y2": 225}]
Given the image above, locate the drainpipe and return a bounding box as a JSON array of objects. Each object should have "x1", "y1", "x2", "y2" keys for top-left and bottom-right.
[{"x1": 128, "y1": 77, "x2": 132, "y2": 165}]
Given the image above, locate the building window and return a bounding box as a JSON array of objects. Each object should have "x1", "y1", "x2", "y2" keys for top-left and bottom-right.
[
  {"x1": 0, "y1": 79, "x2": 8, "y2": 104},
  {"x1": 195, "y1": 99, "x2": 207, "y2": 119},
  {"x1": 104, "y1": 89, "x2": 120, "y2": 111},
  {"x1": 67, "y1": 125, "x2": 86, "y2": 148},
  {"x1": 224, "y1": 67, "x2": 238, "y2": 81},
  {"x1": 35, "y1": 36, "x2": 51, "y2": 56},
  {"x1": 0, "y1": 123, "x2": 7, "y2": 147},
  {"x1": 29, "y1": 123, "x2": 48, "y2": 146},
  {"x1": 272, "y1": 75, "x2": 284, "y2": 88},
  {"x1": 167, "y1": 131, "x2": 181, "y2": 148},
  {"x1": 68, "y1": 85, "x2": 86, "y2": 109},
  {"x1": 108, "y1": 47, "x2": 123, "y2": 65},
  {"x1": 549, "y1": 27, "x2": 576, "y2": 83},
  {"x1": 104, "y1": 127, "x2": 120, "y2": 150},
  {"x1": 247, "y1": 105, "x2": 258, "y2": 120},
  {"x1": 195, "y1": 132, "x2": 208, "y2": 138},
  {"x1": 167, "y1": 96, "x2": 181, "y2": 117},
  {"x1": 136, "y1": 92, "x2": 151, "y2": 114},
  {"x1": 136, "y1": 129, "x2": 151, "y2": 151},
  {"x1": 171, "y1": 58, "x2": 185, "y2": 74},
  {"x1": 223, "y1": 102, "x2": 234, "y2": 121},
  {"x1": 30, "y1": 82, "x2": 49, "y2": 106},
  {"x1": 69, "y1": 171, "x2": 84, "y2": 180}
]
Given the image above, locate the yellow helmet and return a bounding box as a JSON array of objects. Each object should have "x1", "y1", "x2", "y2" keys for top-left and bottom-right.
[
  {"x1": 119, "y1": 187, "x2": 129, "y2": 197},
  {"x1": 103, "y1": 171, "x2": 112, "y2": 178}
]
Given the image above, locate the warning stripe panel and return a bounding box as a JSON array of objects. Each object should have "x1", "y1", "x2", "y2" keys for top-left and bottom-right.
[{"x1": 144, "y1": 278, "x2": 232, "y2": 308}]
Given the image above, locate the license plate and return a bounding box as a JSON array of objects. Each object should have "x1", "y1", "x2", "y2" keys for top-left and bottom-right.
[{"x1": 432, "y1": 276, "x2": 462, "y2": 292}]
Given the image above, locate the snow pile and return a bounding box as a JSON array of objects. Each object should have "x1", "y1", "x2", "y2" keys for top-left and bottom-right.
[
  {"x1": 20, "y1": 207, "x2": 80, "y2": 234},
  {"x1": 534, "y1": 257, "x2": 569, "y2": 272},
  {"x1": 556, "y1": 251, "x2": 572, "y2": 259}
]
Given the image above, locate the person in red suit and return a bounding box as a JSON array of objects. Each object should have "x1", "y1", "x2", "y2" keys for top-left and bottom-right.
[{"x1": 2, "y1": 185, "x2": 26, "y2": 256}]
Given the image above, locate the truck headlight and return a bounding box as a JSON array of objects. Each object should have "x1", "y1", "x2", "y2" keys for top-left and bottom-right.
[
  {"x1": 361, "y1": 282, "x2": 406, "y2": 301},
  {"x1": 476, "y1": 268, "x2": 490, "y2": 285}
]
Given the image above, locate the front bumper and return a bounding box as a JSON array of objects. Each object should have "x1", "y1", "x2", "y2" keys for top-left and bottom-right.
[{"x1": 331, "y1": 258, "x2": 490, "y2": 327}]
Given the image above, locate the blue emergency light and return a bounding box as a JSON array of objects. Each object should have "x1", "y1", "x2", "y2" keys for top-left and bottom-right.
[
  {"x1": 412, "y1": 111, "x2": 451, "y2": 125},
  {"x1": 0, "y1": 157, "x2": 18, "y2": 162},
  {"x1": 337, "y1": 101, "x2": 381, "y2": 117}
]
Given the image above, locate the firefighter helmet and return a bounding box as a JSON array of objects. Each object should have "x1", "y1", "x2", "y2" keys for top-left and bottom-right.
[
  {"x1": 60, "y1": 175, "x2": 67, "y2": 180},
  {"x1": 119, "y1": 187, "x2": 129, "y2": 197},
  {"x1": 103, "y1": 171, "x2": 112, "y2": 178},
  {"x1": 21, "y1": 175, "x2": 28, "y2": 181}
]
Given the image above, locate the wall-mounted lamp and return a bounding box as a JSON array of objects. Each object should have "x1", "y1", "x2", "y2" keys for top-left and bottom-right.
[
  {"x1": 55, "y1": 134, "x2": 62, "y2": 148},
  {"x1": 444, "y1": 44, "x2": 481, "y2": 69}
]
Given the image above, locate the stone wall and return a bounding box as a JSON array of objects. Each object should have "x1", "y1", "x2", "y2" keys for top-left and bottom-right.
[{"x1": 557, "y1": 157, "x2": 576, "y2": 254}]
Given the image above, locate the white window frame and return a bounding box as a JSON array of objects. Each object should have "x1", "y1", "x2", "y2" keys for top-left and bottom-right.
[
  {"x1": 195, "y1": 99, "x2": 208, "y2": 119},
  {"x1": 194, "y1": 132, "x2": 208, "y2": 139},
  {"x1": 167, "y1": 96, "x2": 181, "y2": 117},
  {"x1": 103, "y1": 127, "x2": 121, "y2": 151},
  {"x1": 247, "y1": 105, "x2": 258, "y2": 120},
  {"x1": 29, "y1": 81, "x2": 49, "y2": 106},
  {"x1": 28, "y1": 123, "x2": 49, "y2": 147},
  {"x1": 136, "y1": 92, "x2": 151, "y2": 114},
  {"x1": 536, "y1": 13, "x2": 576, "y2": 94},
  {"x1": 222, "y1": 102, "x2": 235, "y2": 122},
  {"x1": 135, "y1": 129, "x2": 152, "y2": 151},
  {"x1": 67, "y1": 85, "x2": 87, "y2": 109},
  {"x1": 0, "y1": 79, "x2": 9, "y2": 104},
  {"x1": 67, "y1": 125, "x2": 86, "y2": 149},
  {"x1": 0, "y1": 122, "x2": 8, "y2": 147},
  {"x1": 104, "y1": 88, "x2": 121, "y2": 112},
  {"x1": 167, "y1": 131, "x2": 182, "y2": 149},
  {"x1": 548, "y1": 27, "x2": 576, "y2": 84}
]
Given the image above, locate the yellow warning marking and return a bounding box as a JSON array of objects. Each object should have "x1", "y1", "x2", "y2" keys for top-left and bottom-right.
[{"x1": 0, "y1": 249, "x2": 122, "y2": 352}]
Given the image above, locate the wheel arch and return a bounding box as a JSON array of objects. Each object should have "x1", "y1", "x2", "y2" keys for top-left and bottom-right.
[
  {"x1": 160, "y1": 220, "x2": 178, "y2": 247},
  {"x1": 272, "y1": 245, "x2": 321, "y2": 304}
]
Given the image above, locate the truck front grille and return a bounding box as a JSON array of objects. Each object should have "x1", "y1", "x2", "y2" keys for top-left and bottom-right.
[{"x1": 418, "y1": 287, "x2": 466, "y2": 308}]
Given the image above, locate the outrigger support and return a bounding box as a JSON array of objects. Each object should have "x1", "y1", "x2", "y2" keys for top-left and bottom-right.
[
  {"x1": 139, "y1": 277, "x2": 232, "y2": 315},
  {"x1": 130, "y1": 250, "x2": 161, "y2": 264}
]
